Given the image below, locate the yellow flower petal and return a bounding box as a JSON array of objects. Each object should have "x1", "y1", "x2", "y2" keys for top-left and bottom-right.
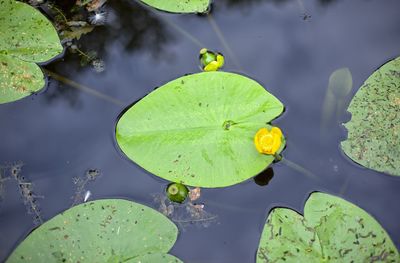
[
  {"x1": 204, "y1": 61, "x2": 219, "y2": 72},
  {"x1": 254, "y1": 128, "x2": 268, "y2": 153},
  {"x1": 216, "y1": 54, "x2": 225, "y2": 68},
  {"x1": 271, "y1": 127, "x2": 282, "y2": 137}
]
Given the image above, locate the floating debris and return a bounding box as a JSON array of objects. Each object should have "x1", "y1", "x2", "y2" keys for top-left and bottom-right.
[
  {"x1": 91, "y1": 58, "x2": 106, "y2": 72},
  {"x1": 88, "y1": 10, "x2": 108, "y2": 25},
  {"x1": 154, "y1": 187, "x2": 217, "y2": 230},
  {"x1": 189, "y1": 187, "x2": 201, "y2": 201},
  {"x1": 71, "y1": 168, "x2": 100, "y2": 206},
  {"x1": 83, "y1": 190, "x2": 91, "y2": 202},
  {"x1": 76, "y1": 0, "x2": 107, "y2": 12},
  {"x1": 301, "y1": 12, "x2": 311, "y2": 21}
]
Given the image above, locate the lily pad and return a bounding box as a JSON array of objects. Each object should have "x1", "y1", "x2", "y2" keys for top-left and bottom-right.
[
  {"x1": 0, "y1": 0, "x2": 62, "y2": 104},
  {"x1": 6, "y1": 199, "x2": 182, "y2": 263},
  {"x1": 138, "y1": 0, "x2": 210, "y2": 13},
  {"x1": 116, "y1": 72, "x2": 285, "y2": 188},
  {"x1": 341, "y1": 57, "x2": 400, "y2": 176},
  {"x1": 257, "y1": 192, "x2": 399, "y2": 262}
]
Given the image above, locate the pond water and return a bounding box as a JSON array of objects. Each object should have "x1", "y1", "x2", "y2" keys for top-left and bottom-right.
[{"x1": 1, "y1": 0, "x2": 400, "y2": 261}]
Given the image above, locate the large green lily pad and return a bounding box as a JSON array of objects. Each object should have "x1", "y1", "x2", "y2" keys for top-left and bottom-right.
[
  {"x1": 257, "y1": 192, "x2": 399, "y2": 262},
  {"x1": 138, "y1": 0, "x2": 210, "y2": 13},
  {"x1": 341, "y1": 57, "x2": 400, "y2": 176},
  {"x1": 0, "y1": 0, "x2": 62, "y2": 104},
  {"x1": 116, "y1": 72, "x2": 285, "y2": 188},
  {"x1": 6, "y1": 199, "x2": 182, "y2": 263}
]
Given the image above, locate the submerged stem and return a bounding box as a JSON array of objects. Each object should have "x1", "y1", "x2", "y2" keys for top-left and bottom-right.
[
  {"x1": 280, "y1": 156, "x2": 319, "y2": 181},
  {"x1": 149, "y1": 8, "x2": 206, "y2": 48},
  {"x1": 207, "y1": 14, "x2": 243, "y2": 71},
  {"x1": 75, "y1": 48, "x2": 91, "y2": 59},
  {"x1": 44, "y1": 69, "x2": 125, "y2": 107},
  {"x1": 46, "y1": 3, "x2": 68, "y2": 24}
]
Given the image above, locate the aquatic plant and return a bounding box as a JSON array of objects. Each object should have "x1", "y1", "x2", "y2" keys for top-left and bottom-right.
[
  {"x1": 257, "y1": 192, "x2": 399, "y2": 262},
  {"x1": 116, "y1": 71, "x2": 285, "y2": 188},
  {"x1": 199, "y1": 48, "x2": 225, "y2": 72},
  {"x1": 7, "y1": 199, "x2": 182, "y2": 262},
  {"x1": 0, "y1": 0, "x2": 62, "y2": 104},
  {"x1": 341, "y1": 56, "x2": 400, "y2": 176}
]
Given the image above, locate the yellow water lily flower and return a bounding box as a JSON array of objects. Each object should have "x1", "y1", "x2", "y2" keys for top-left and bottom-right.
[
  {"x1": 200, "y1": 48, "x2": 224, "y2": 72},
  {"x1": 254, "y1": 127, "x2": 283, "y2": 155}
]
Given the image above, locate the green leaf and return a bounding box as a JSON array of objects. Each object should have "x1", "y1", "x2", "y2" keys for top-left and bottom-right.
[
  {"x1": 0, "y1": 0, "x2": 62, "y2": 104},
  {"x1": 341, "y1": 57, "x2": 400, "y2": 176},
  {"x1": 257, "y1": 192, "x2": 399, "y2": 262},
  {"x1": 6, "y1": 199, "x2": 181, "y2": 263},
  {"x1": 138, "y1": 0, "x2": 210, "y2": 13},
  {"x1": 116, "y1": 72, "x2": 285, "y2": 188},
  {"x1": 127, "y1": 253, "x2": 182, "y2": 263}
]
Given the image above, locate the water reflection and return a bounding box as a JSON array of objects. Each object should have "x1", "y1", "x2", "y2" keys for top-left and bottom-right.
[
  {"x1": 84, "y1": 0, "x2": 170, "y2": 56},
  {"x1": 221, "y1": 0, "x2": 338, "y2": 8},
  {"x1": 41, "y1": 0, "x2": 172, "y2": 105},
  {"x1": 320, "y1": 68, "x2": 353, "y2": 142}
]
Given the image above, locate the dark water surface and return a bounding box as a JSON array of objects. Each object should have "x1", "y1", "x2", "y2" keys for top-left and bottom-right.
[{"x1": 1, "y1": 0, "x2": 400, "y2": 262}]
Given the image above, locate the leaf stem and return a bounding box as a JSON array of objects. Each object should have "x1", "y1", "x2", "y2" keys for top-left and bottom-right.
[
  {"x1": 44, "y1": 69, "x2": 125, "y2": 106},
  {"x1": 207, "y1": 14, "x2": 243, "y2": 71}
]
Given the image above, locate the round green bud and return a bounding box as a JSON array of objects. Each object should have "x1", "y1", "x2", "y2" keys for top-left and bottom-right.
[{"x1": 166, "y1": 183, "x2": 189, "y2": 203}]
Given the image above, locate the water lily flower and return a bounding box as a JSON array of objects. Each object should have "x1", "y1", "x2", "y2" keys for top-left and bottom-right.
[
  {"x1": 199, "y1": 48, "x2": 224, "y2": 72},
  {"x1": 254, "y1": 127, "x2": 283, "y2": 155}
]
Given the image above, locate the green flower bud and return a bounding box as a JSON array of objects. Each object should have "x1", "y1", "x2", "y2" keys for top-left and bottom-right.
[{"x1": 166, "y1": 183, "x2": 189, "y2": 203}]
